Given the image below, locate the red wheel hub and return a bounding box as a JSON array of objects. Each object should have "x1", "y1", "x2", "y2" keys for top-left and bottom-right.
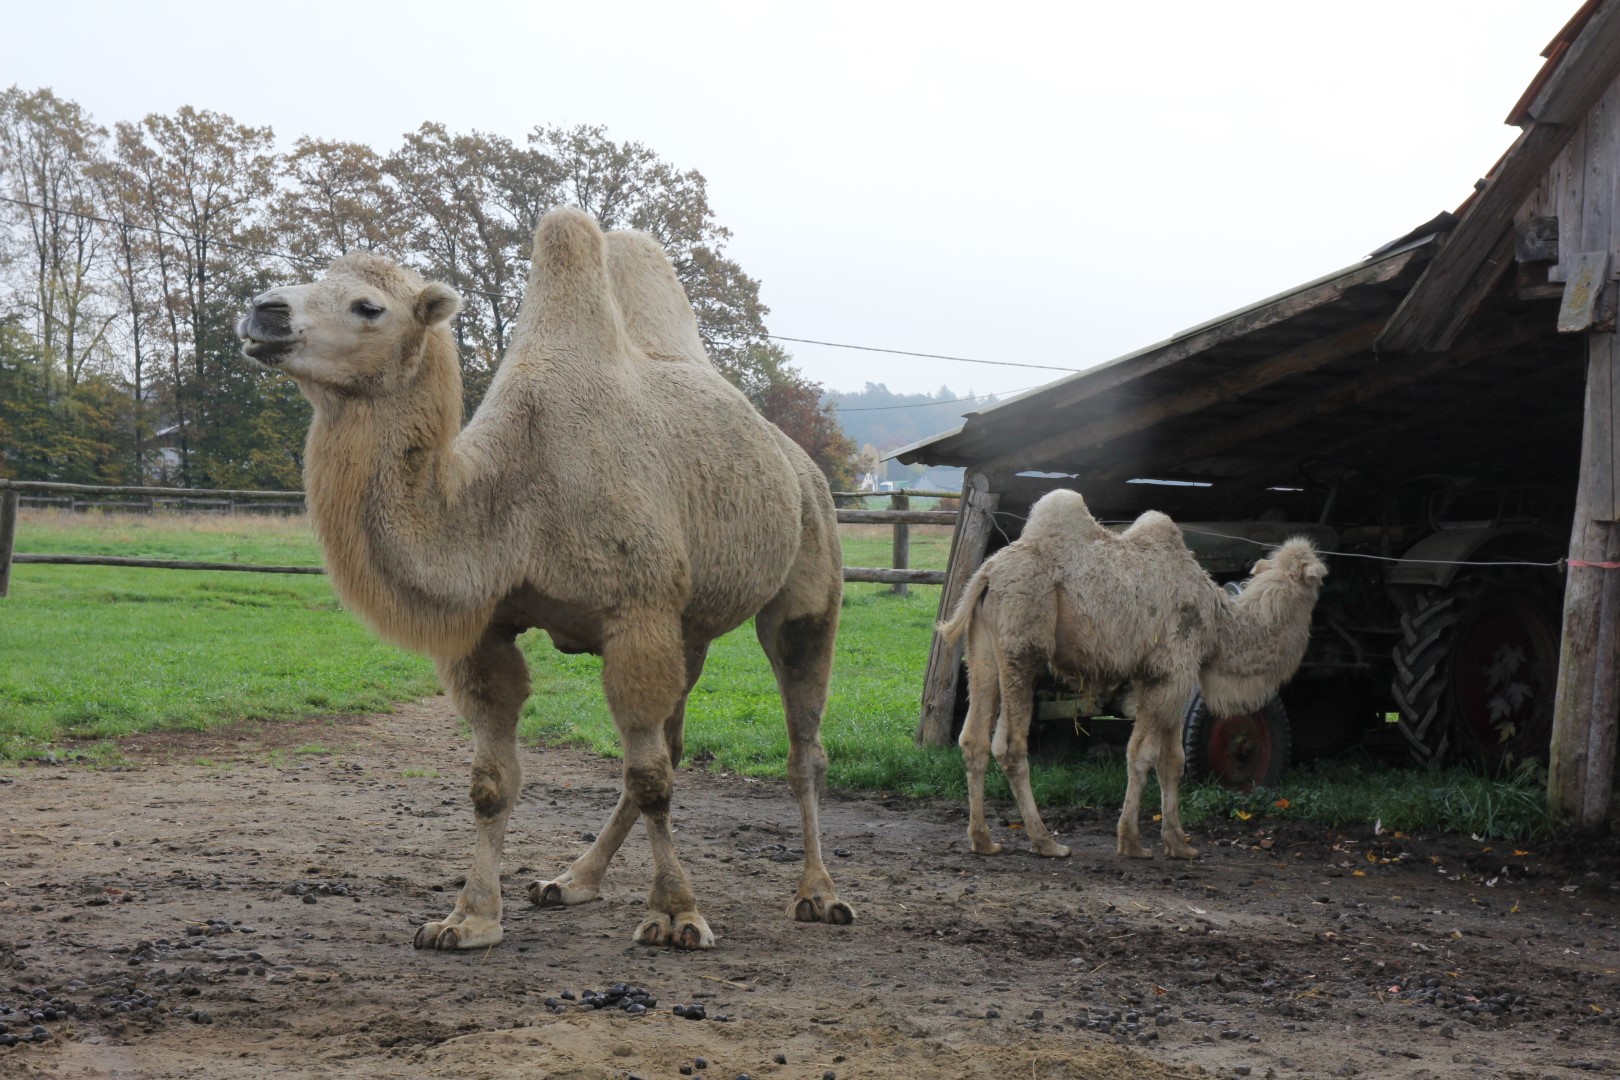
[{"x1": 1205, "y1": 711, "x2": 1274, "y2": 790}]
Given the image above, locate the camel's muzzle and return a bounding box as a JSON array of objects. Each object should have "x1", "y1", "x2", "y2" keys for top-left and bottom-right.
[{"x1": 238, "y1": 301, "x2": 297, "y2": 366}]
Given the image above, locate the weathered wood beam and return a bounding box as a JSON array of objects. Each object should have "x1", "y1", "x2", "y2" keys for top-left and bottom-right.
[
  {"x1": 0, "y1": 486, "x2": 17, "y2": 599},
  {"x1": 1524, "y1": 0, "x2": 1620, "y2": 126},
  {"x1": 916, "y1": 470, "x2": 1000, "y2": 747},
  {"x1": 12, "y1": 554, "x2": 325, "y2": 574},
  {"x1": 843, "y1": 566, "x2": 945, "y2": 586},
  {"x1": 1094, "y1": 314, "x2": 1552, "y2": 482},
  {"x1": 987, "y1": 319, "x2": 1381, "y2": 473},
  {"x1": 1550, "y1": 331, "x2": 1620, "y2": 829},
  {"x1": 835, "y1": 509, "x2": 956, "y2": 526},
  {"x1": 890, "y1": 492, "x2": 911, "y2": 597},
  {"x1": 0, "y1": 479, "x2": 303, "y2": 500}
]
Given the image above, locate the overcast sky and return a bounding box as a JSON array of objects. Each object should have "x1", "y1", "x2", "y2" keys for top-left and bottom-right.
[{"x1": 1, "y1": 1, "x2": 1575, "y2": 403}]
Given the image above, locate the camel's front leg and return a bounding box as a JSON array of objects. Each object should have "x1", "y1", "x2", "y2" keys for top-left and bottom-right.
[
  {"x1": 415, "y1": 630, "x2": 528, "y2": 951},
  {"x1": 604, "y1": 617, "x2": 713, "y2": 949},
  {"x1": 1154, "y1": 717, "x2": 1200, "y2": 860},
  {"x1": 1116, "y1": 715, "x2": 1156, "y2": 860}
]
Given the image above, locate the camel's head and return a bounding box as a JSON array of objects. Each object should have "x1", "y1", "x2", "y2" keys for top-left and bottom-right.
[
  {"x1": 237, "y1": 253, "x2": 461, "y2": 397},
  {"x1": 1249, "y1": 538, "x2": 1328, "y2": 593}
]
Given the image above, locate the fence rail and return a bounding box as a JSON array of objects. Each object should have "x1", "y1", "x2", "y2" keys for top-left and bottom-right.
[{"x1": 0, "y1": 480, "x2": 958, "y2": 597}]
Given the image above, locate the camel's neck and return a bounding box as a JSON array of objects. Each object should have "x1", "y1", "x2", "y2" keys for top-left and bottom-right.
[
  {"x1": 302, "y1": 329, "x2": 503, "y2": 655},
  {"x1": 1199, "y1": 577, "x2": 1316, "y2": 714}
]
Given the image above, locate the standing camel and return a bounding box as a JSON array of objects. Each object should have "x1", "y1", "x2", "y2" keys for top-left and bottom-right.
[
  {"x1": 938, "y1": 489, "x2": 1325, "y2": 861},
  {"x1": 236, "y1": 207, "x2": 852, "y2": 951}
]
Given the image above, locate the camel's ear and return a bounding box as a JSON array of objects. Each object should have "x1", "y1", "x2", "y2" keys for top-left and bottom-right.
[
  {"x1": 416, "y1": 282, "x2": 462, "y2": 326},
  {"x1": 1300, "y1": 558, "x2": 1328, "y2": 586}
]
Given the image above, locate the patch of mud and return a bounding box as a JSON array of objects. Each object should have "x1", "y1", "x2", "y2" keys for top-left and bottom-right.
[{"x1": 1, "y1": 698, "x2": 1616, "y2": 1078}]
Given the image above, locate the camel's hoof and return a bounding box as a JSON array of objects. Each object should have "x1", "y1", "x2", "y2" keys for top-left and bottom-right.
[
  {"x1": 527, "y1": 878, "x2": 597, "y2": 907},
  {"x1": 792, "y1": 895, "x2": 855, "y2": 925},
  {"x1": 1117, "y1": 841, "x2": 1154, "y2": 860},
  {"x1": 635, "y1": 913, "x2": 672, "y2": 947},
  {"x1": 412, "y1": 917, "x2": 501, "y2": 951},
  {"x1": 1166, "y1": 845, "x2": 1202, "y2": 860},
  {"x1": 633, "y1": 911, "x2": 715, "y2": 950},
  {"x1": 1035, "y1": 842, "x2": 1072, "y2": 859},
  {"x1": 968, "y1": 837, "x2": 1004, "y2": 856},
  {"x1": 672, "y1": 912, "x2": 714, "y2": 950}
]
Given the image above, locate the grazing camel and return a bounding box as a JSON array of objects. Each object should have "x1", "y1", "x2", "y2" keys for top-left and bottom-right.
[
  {"x1": 236, "y1": 207, "x2": 852, "y2": 952},
  {"x1": 938, "y1": 489, "x2": 1325, "y2": 861}
]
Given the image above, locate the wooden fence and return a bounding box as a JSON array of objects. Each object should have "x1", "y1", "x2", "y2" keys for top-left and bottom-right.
[{"x1": 0, "y1": 480, "x2": 958, "y2": 599}]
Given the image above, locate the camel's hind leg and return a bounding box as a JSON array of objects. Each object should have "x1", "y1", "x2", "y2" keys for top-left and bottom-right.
[
  {"x1": 528, "y1": 644, "x2": 708, "y2": 908},
  {"x1": 991, "y1": 653, "x2": 1069, "y2": 858},
  {"x1": 958, "y1": 622, "x2": 1003, "y2": 855},
  {"x1": 414, "y1": 627, "x2": 529, "y2": 951},
  {"x1": 756, "y1": 592, "x2": 854, "y2": 926}
]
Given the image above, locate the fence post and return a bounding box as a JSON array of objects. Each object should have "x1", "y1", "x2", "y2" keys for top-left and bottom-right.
[
  {"x1": 0, "y1": 483, "x2": 18, "y2": 599},
  {"x1": 890, "y1": 491, "x2": 911, "y2": 597}
]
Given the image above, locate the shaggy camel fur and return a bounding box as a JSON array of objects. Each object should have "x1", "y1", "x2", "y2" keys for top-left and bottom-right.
[
  {"x1": 237, "y1": 208, "x2": 852, "y2": 952},
  {"x1": 938, "y1": 489, "x2": 1325, "y2": 860}
]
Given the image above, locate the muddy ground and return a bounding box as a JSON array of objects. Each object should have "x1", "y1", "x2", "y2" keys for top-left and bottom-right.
[{"x1": 1, "y1": 697, "x2": 1616, "y2": 1080}]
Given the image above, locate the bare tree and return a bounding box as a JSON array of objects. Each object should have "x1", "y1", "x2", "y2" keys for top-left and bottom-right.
[{"x1": 0, "y1": 86, "x2": 116, "y2": 387}]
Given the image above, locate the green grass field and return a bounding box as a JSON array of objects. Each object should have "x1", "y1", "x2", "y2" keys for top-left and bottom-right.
[{"x1": 0, "y1": 511, "x2": 1558, "y2": 839}]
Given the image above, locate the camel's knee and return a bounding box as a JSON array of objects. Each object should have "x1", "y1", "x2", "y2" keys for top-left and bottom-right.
[
  {"x1": 625, "y1": 757, "x2": 675, "y2": 816},
  {"x1": 469, "y1": 761, "x2": 517, "y2": 820}
]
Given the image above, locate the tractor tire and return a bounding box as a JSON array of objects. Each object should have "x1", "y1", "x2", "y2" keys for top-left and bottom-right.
[
  {"x1": 1183, "y1": 693, "x2": 1291, "y2": 789},
  {"x1": 1390, "y1": 575, "x2": 1561, "y2": 772}
]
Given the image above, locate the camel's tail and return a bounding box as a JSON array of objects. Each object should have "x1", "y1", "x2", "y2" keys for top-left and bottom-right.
[{"x1": 937, "y1": 567, "x2": 991, "y2": 646}]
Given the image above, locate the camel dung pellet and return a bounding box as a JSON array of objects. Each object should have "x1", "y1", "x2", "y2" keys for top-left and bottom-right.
[
  {"x1": 612, "y1": 1042, "x2": 633, "y2": 1057},
  {"x1": 773, "y1": 1053, "x2": 787, "y2": 1064},
  {"x1": 680, "y1": 1067, "x2": 693, "y2": 1077},
  {"x1": 694, "y1": 1057, "x2": 709, "y2": 1069},
  {"x1": 824, "y1": 1073, "x2": 837, "y2": 1080}
]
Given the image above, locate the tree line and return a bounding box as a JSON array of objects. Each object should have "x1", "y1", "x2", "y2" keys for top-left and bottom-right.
[{"x1": 0, "y1": 86, "x2": 856, "y2": 492}]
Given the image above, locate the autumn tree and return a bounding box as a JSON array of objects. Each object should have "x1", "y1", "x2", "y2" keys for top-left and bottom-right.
[
  {"x1": 110, "y1": 106, "x2": 278, "y2": 485},
  {"x1": 271, "y1": 137, "x2": 408, "y2": 270},
  {"x1": 0, "y1": 86, "x2": 115, "y2": 389}
]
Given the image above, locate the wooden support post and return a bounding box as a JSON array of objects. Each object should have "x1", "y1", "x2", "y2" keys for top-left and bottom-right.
[
  {"x1": 0, "y1": 484, "x2": 18, "y2": 599},
  {"x1": 1549, "y1": 331, "x2": 1620, "y2": 828},
  {"x1": 890, "y1": 492, "x2": 911, "y2": 597},
  {"x1": 915, "y1": 471, "x2": 1001, "y2": 746}
]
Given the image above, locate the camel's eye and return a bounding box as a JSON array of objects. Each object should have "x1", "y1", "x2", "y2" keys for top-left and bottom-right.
[{"x1": 351, "y1": 300, "x2": 385, "y2": 320}]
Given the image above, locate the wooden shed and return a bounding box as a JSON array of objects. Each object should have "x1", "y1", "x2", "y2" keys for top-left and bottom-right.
[{"x1": 895, "y1": 0, "x2": 1620, "y2": 827}]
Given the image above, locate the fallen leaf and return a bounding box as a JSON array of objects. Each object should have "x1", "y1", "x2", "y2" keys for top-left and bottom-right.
[
  {"x1": 1235, "y1": 810, "x2": 1253, "y2": 822},
  {"x1": 1353, "y1": 870, "x2": 1367, "y2": 877},
  {"x1": 1274, "y1": 798, "x2": 1291, "y2": 810},
  {"x1": 1152, "y1": 814, "x2": 1163, "y2": 822},
  {"x1": 1513, "y1": 849, "x2": 1532, "y2": 857}
]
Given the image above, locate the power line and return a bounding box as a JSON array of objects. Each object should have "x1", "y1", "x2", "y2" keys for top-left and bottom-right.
[
  {"x1": 0, "y1": 192, "x2": 1082, "y2": 375},
  {"x1": 764, "y1": 335, "x2": 1082, "y2": 374}
]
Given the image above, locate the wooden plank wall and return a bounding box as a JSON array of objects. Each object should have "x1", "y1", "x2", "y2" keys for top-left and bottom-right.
[{"x1": 1527, "y1": 75, "x2": 1620, "y2": 283}]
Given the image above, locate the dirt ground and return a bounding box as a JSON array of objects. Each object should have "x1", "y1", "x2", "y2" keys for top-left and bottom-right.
[{"x1": 1, "y1": 698, "x2": 1617, "y2": 1080}]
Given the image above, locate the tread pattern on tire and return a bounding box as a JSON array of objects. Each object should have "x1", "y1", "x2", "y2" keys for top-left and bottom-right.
[{"x1": 1390, "y1": 587, "x2": 1456, "y2": 769}]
